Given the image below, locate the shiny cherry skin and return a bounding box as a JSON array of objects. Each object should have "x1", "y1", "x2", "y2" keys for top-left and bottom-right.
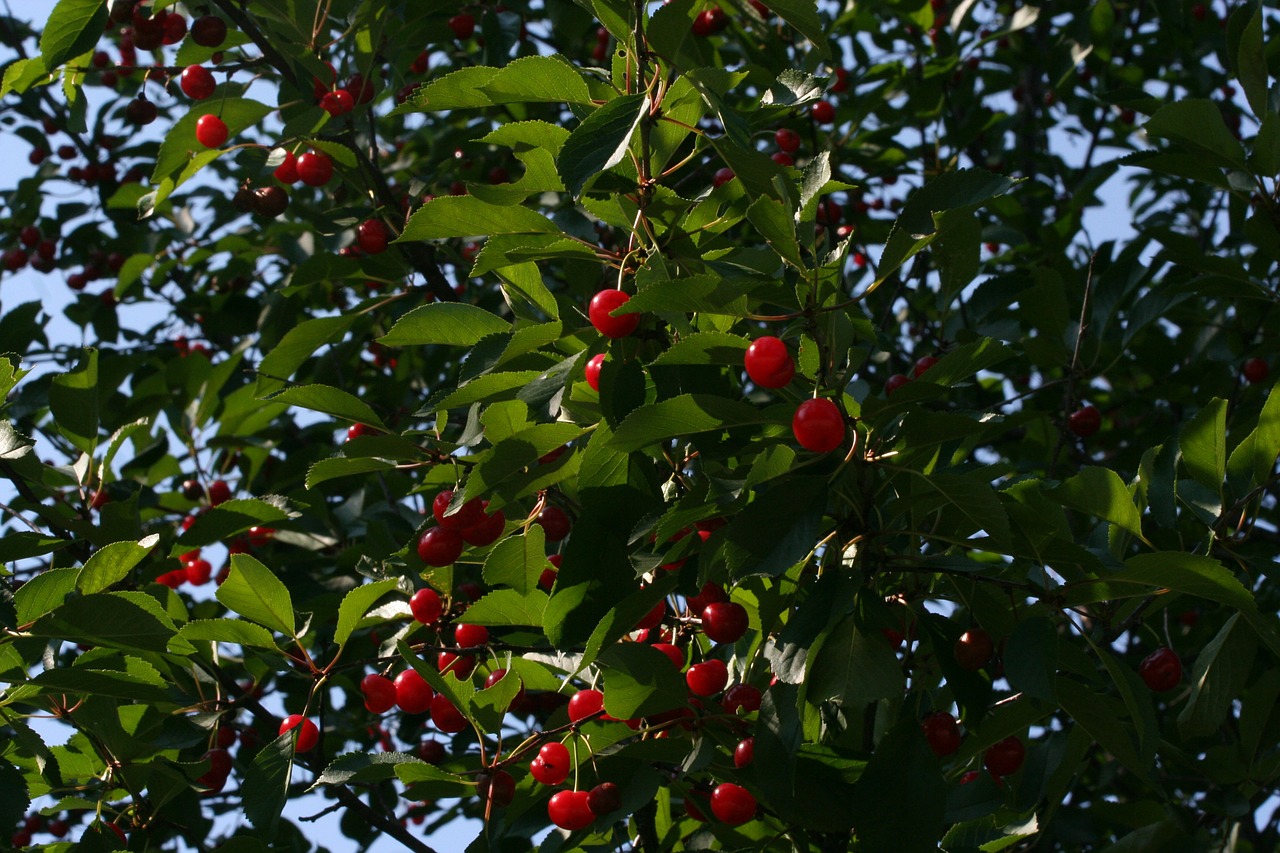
[
  {"x1": 791, "y1": 398, "x2": 844, "y2": 452},
  {"x1": 588, "y1": 290, "x2": 639, "y2": 338},
  {"x1": 1139, "y1": 647, "x2": 1182, "y2": 692}
]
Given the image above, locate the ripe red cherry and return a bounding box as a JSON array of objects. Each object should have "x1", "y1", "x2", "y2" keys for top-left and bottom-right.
[
  {"x1": 1067, "y1": 405, "x2": 1101, "y2": 438},
  {"x1": 791, "y1": 398, "x2": 844, "y2": 452},
  {"x1": 744, "y1": 336, "x2": 795, "y2": 388},
  {"x1": 536, "y1": 504, "x2": 572, "y2": 541},
  {"x1": 195, "y1": 114, "x2": 228, "y2": 149},
  {"x1": 394, "y1": 669, "x2": 433, "y2": 713},
  {"x1": 983, "y1": 735, "x2": 1026, "y2": 776},
  {"x1": 913, "y1": 355, "x2": 940, "y2": 378},
  {"x1": 18, "y1": 226, "x2": 39, "y2": 247},
  {"x1": 455, "y1": 623, "x2": 489, "y2": 648},
  {"x1": 686, "y1": 659, "x2": 729, "y2": 696},
  {"x1": 568, "y1": 688, "x2": 604, "y2": 723},
  {"x1": 190, "y1": 14, "x2": 227, "y2": 47},
  {"x1": 713, "y1": 167, "x2": 735, "y2": 187},
  {"x1": 701, "y1": 601, "x2": 748, "y2": 644},
  {"x1": 180, "y1": 64, "x2": 215, "y2": 99},
  {"x1": 320, "y1": 89, "x2": 354, "y2": 116},
  {"x1": 810, "y1": 99, "x2": 836, "y2": 124},
  {"x1": 430, "y1": 693, "x2": 469, "y2": 733},
  {"x1": 775, "y1": 127, "x2": 801, "y2": 153},
  {"x1": 1139, "y1": 647, "x2": 1182, "y2": 692},
  {"x1": 585, "y1": 353, "x2": 605, "y2": 392},
  {"x1": 409, "y1": 588, "x2": 442, "y2": 624},
  {"x1": 548, "y1": 790, "x2": 595, "y2": 831},
  {"x1": 771, "y1": 152, "x2": 794, "y2": 167},
  {"x1": 356, "y1": 219, "x2": 390, "y2": 254},
  {"x1": 478, "y1": 769, "x2": 515, "y2": 808},
  {"x1": 208, "y1": 479, "x2": 231, "y2": 505},
  {"x1": 530, "y1": 741, "x2": 572, "y2": 785},
  {"x1": 691, "y1": 7, "x2": 728, "y2": 36},
  {"x1": 953, "y1": 628, "x2": 994, "y2": 671},
  {"x1": 279, "y1": 715, "x2": 319, "y2": 752},
  {"x1": 734, "y1": 737, "x2": 754, "y2": 768},
  {"x1": 439, "y1": 651, "x2": 475, "y2": 678},
  {"x1": 449, "y1": 13, "x2": 476, "y2": 39},
  {"x1": 196, "y1": 747, "x2": 233, "y2": 790},
  {"x1": 1191, "y1": 3, "x2": 1207, "y2": 20},
  {"x1": 296, "y1": 151, "x2": 334, "y2": 186},
  {"x1": 921, "y1": 711, "x2": 962, "y2": 757},
  {"x1": 710, "y1": 782, "x2": 756, "y2": 825},
  {"x1": 1243, "y1": 357, "x2": 1269, "y2": 384},
  {"x1": 885, "y1": 373, "x2": 910, "y2": 395},
  {"x1": 587, "y1": 781, "x2": 622, "y2": 815},
  {"x1": 461, "y1": 503, "x2": 505, "y2": 546},
  {"x1": 588, "y1": 290, "x2": 640, "y2": 338},
  {"x1": 433, "y1": 489, "x2": 486, "y2": 529},
  {"x1": 417, "y1": 527, "x2": 464, "y2": 567},
  {"x1": 274, "y1": 152, "x2": 299, "y2": 184},
  {"x1": 723, "y1": 683, "x2": 762, "y2": 714},
  {"x1": 360, "y1": 674, "x2": 396, "y2": 714},
  {"x1": 653, "y1": 642, "x2": 684, "y2": 669}
]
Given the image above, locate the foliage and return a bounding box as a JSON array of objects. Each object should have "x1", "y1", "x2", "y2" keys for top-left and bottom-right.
[{"x1": 0, "y1": 0, "x2": 1279, "y2": 851}]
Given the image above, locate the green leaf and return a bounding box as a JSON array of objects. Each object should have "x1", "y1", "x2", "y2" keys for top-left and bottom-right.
[
  {"x1": 624, "y1": 274, "x2": 751, "y2": 316},
  {"x1": 241, "y1": 732, "x2": 293, "y2": 838},
  {"x1": 1002, "y1": 617, "x2": 1057, "y2": 702},
  {"x1": 0, "y1": 421, "x2": 34, "y2": 461},
  {"x1": 455, "y1": 588, "x2": 548, "y2": 627},
  {"x1": 1227, "y1": 384, "x2": 1280, "y2": 493},
  {"x1": 806, "y1": 613, "x2": 904, "y2": 707},
  {"x1": 172, "y1": 497, "x2": 296, "y2": 554},
  {"x1": 27, "y1": 666, "x2": 173, "y2": 704},
  {"x1": 393, "y1": 761, "x2": 475, "y2": 798},
  {"x1": 1049, "y1": 467, "x2": 1144, "y2": 540},
  {"x1": 315, "y1": 752, "x2": 431, "y2": 787},
  {"x1": 746, "y1": 196, "x2": 803, "y2": 270},
  {"x1": 767, "y1": 0, "x2": 830, "y2": 55},
  {"x1": 216, "y1": 553, "x2": 297, "y2": 638},
  {"x1": 902, "y1": 470, "x2": 1012, "y2": 544},
  {"x1": 1056, "y1": 677, "x2": 1150, "y2": 779},
  {"x1": 40, "y1": 0, "x2": 108, "y2": 69},
  {"x1": 648, "y1": 332, "x2": 750, "y2": 366},
  {"x1": 0, "y1": 762, "x2": 29, "y2": 841},
  {"x1": 1143, "y1": 99, "x2": 1247, "y2": 170},
  {"x1": 1235, "y1": 7, "x2": 1267, "y2": 118},
  {"x1": 1178, "y1": 613, "x2": 1256, "y2": 738},
  {"x1": 0, "y1": 532, "x2": 68, "y2": 564},
  {"x1": 597, "y1": 643, "x2": 688, "y2": 719},
  {"x1": 380, "y1": 303, "x2": 513, "y2": 349},
  {"x1": 13, "y1": 567, "x2": 81, "y2": 625},
  {"x1": 1180, "y1": 398, "x2": 1227, "y2": 496},
  {"x1": 393, "y1": 55, "x2": 592, "y2": 112},
  {"x1": 399, "y1": 195, "x2": 557, "y2": 241},
  {"x1": 255, "y1": 316, "x2": 357, "y2": 396},
  {"x1": 77, "y1": 535, "x2": 159, "y2": 596},
  {"x1": 609, "y1": 394, "x2": 774, "y2": 452},
  {"x1": 262, "y1": 384, "x2": 387, "y2": 431},
  {"x1": 30, "y1": 592, "x2": 177, "y2": 653},
  {"x1": 851, "y1": 717, "x2": 946, "y2": 852},
  {"x1": 175, "y1": 618, "x2": 280, "y2": 650},
  {"x1": 722, "y1": 476, "x2": 829, "y2": 579},
  {"x1": 1066, "y1": 552, "x2": 1255, "y2": 614},
  {"x1": 482, "y1": 527, "x2": 547, "y2": 595},
  {"x1": 49, "y1": 347, "x2": 99, "y2": 454},
  {"x1": 1, "y1": 57, "x2": 50, "y2": 98},
  {"x1": 151, "y1": 99, "x2": 275, "y2": 185},
  {"x1": 334, "y1": 579, "x2": 400, "y2": 648},
  {"x1": 305, "y1": 456, "x2": 396, "y2": 489},
  {"x1": 558, "y1": 93, "x2": 648, "y2": 198}
]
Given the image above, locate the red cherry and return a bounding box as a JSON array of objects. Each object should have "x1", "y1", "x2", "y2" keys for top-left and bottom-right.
[
  {"x1": 163, "y1": 13, "x2": 187, "y2": 43},
  {"x1": 734, "y1": 737, "x2": 754, "y2": 768},
  {"x1": 185, "y1": 558, "x2": 213, "y2": 584},
  {"x1": 438, "y1": 651, "x2": 475, "y2": 678},
  {"x1": 461, "y1": 503, "x2": 505, "y2": 546},
  {"x1": 744, "y1": 336, "x2": 795, "y2": 389},
  {"x1": 1067, "y1": 405, "x2": 1101, "y2": 438},
  {"x1": 296, "y1": 151, "x2": 334, "y2": 186},
  {"x1": 180, "y1": 64, "x2": 215, "y2": 99},
  {"x1": 1243, "y1": 357, "x2": 1269, "y2": 384},
  {"x1": 18, "y1": 225, "x2": 40, "y2": 247},
  {"x1": 1191, "y1": 3, "x2": 1207, "y2": 20},
  {"x1": 409, "y1": 588, "x2": 443, "y2": 624},
  {"x1": 771, "y1": 151, "x2": 794, "y2": 167},
  {"x1": 478, "y1": 769, "x2": 515, "y2": 808},
  {"x1": 831, "y1": 67, "x2": 850, "y2": 92},
  {"x1": 885, "y1": 373, "x2": 910, "y2": 395},
  {"x1": 588, "y1": 290, "x2": 640, "y2": 338},
  {"x1": 713, "y1": 167, "x2": 735, "y2": 187},
  {"x1": 536, "y1": 504, "x2": 572, "y2": 541},
  {"x1": 455, "y1": 623, "x2": 489, "y2": 648},
  {"x1": 195, "y1": 114, "x2": 228, "y2": 148},
  {"x1": 983, "y1": 735, "x2": 1026, "y2": 776},
  {"x1": 791, "y1": 398, "x2": 845, "y2": 452},
  {"x1": 701, "y1": 601, "x2": 748, "y2": 644},
  {"x1": 921, "y1": 711, "x2": 962, "y2": 757},
  {"x1": 346, "y1": 73, "x2": 376, "y2": 104},
  {"x1": 568, "y1": 688, "x2": 604, "y2": 723},
  {"x1": 723, "y1": 683, "x2": 761, "y2": 714},
  {"x1": 548, "y1": 790, "x2": 595, "y2": 830},
  {"x1": 810, "y1": 99, "x2": 836, "y2": 124},
  {"x1": 274, "y1": 151, "x2": 299, "y2": 184},
  {"x1": 417, "y1": 740, "x2": 446, "y2": 763},
  {"x1": 196, "y1": 748, "x2": 233, "y2": 789},
  {"x1": 417, "y1": 527, "x2": 464, "y2": 566},
  {"x1": 710, "y1": 782, "x2": 756, "y2": 825},
  {"x1": 687, "y1": 582, "x2": 727, "y2": 615},
  {"x1": 653, "y1": 642, "x2": 684, "y2": 669},
  {"x1": 691, "y1": 7, "x2": 728, "y2": 36},
  {"x1": 356, "y1": 219, "x2": 390, "y2": 254},
  {"x1": 449, "y1": 13, "x2": 476, "y2": 39},
  {"x1": 953, "y1": 628, "x2": 993, "y2": 671},
  {"x1": 345, "y1": 423, "x2": 373, "y2": 442},
  {"x1": 3, "y1": 248, "x2": 28, "y2": 272},
  {"x1": 686, "y1": 659, "x2": 729, "y2": 696},
  {"x1": 394, "y1": 669, "x2": 433, "y2": 713},
  {"x1": 775, "y1": 127, "x2": 801, "y2": 153},
  {"x1": 279, "y1": 714, "x2": 319, "y2": 752},
  {"x1": 530, "y1": 741, "x2": 572, "y2": 785},
  {"x1": 587, "y1": 781, "x2": 622, "y2": 815},
  {"x1": 913, "y1": 355, "x2": 940, "y2": 378},
  {"x1": 433, "y1": 489, "x2": 486, "y2": 529},
  {"x1": 585, "y1": 353, "x2": 605, "y2": 392},
  {"x1": 361, "y1": 674, "x2": 397, "y2": 714},
  {"x1": 320, "y1": 89, "x2": 354, "y2": 116},
  {"x1": 1139, "y1": 647, "x2": 1182, "y2": 692},
  {"x1": 430, "y1": 693, "x2": 469, "y2": 732},
  {"x1": 208, "y1": 479, "x2": 231, "y2": 505},
  {"x1": 190, "y1": 14, "x2": 227, "y2": 47}
]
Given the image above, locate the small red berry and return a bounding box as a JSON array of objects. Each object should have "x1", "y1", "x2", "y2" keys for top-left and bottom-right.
[
  {"x1": 885, "y1": 373, "x2": 910, "y2": 395},
  {"x1": 983, "y1": 735, "x2": 1026, "y2": 776},
  {"x1": 568, "y1": 688, "x2": 604, "y2": 723},
  {"x1": 195, "y1": 114, "x2": 228, "y2": 148},
  {"x1": 320, "y1": 89, "x2": 354, "y2": 116},
  {"x1": 734, "y1": 737, "x2": 754, "y2": 768},
  {"x1": 1243, "y1": 357, "x2": 1269, "y2": 384},
  {"x1": 744, "y1": 336, "x2": 795, "y2": 389},
  {"x1": 587, "y1": 781, "x2": 622, "y2": 815},
  {"x1": 356, "y1": 219, "x2": 390, "y2": 254},
  {"x1": 953, "y1": 628, "x2": 993, "y2": 671},
  {"x1": 588, "y1": 290, "x2": 640, "y2": 338},
  {"x1": 208, "y1": 479, "x2": 231, "y2": 505},
  {"x1": 361, "y1": 674, "x2": 397, "y2": 714},
  {"x1": 478, "y1": 769, "x2": 515, "y2": 807},
  {"x1": 1138, "y1": 647, "x2": 1182, "y2": 692},
  {"x1": 775, "y1": 127, "x2": 801, "y2": 153},
  {"x1": 394, "y1": 669, "x2": 433, "y2": 713},
  {"x1": 296, "y1": 151, "x2": 334, "y2": 187},
  {"x1": 912, "y1": 355, "x2": 940, "y2": 378},
  {"x1": 921, "y1": 711, "x2": 962, "y2": 757},
  {"x1": 180, "y1": 64, "x2": 216, "y2": 99},
  {"x1": 430, "y1": 693, "x2": 469, "y2": 732},
  {"x1": 279, "y1": 715, "x2": 319, "y2": 752},
  {"x1": 548, "y1": 790, "x2": 594, "y2": 830},
  {"x1": 449, "y1": 13, "x2": 476, "y2": 40},
  {"x1": 417, "y1": 527, "x2": 464, "y2": 567},
  {"x1": 713, "y1": 166, "x2": 735, "y2": 187},
  {"x1": 536, "y1": 504, "x2": 572, "y2": 541},
  {"x1": 791, "y1": 398, "x2": 845, "y2": 452},
  {"x1": 710, "y1": 782, "x2": 756, "y2": 826},
  {"x1": 409, "y1": 588, "x2": 442, "y2": 624},
  {"x1": 585, "y1": 352, "x2": 605, "y2": 392},
  {"x1": 686, "y1": 659, "x2": 729, "y2": 696},
  {"x1": 190, "y1": 15, "x2": 228, "y2": 47},
  {"x1": 701, "y1": 601, "x2": 748, "y2": 644},
  {"x1": 1067, "y1": 405, "x2": 1102, "y2": 438},
  {"x1": 530, "y1": 741, "x2": 572, "y2": 785},
  {"x1": 810, "y1": 99, "x2": 836, "y2": 124}
]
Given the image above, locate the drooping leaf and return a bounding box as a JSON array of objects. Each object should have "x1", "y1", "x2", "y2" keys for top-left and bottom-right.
[{"x1": 216, "y1": 554, "x2": 297, "y2": 638}]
